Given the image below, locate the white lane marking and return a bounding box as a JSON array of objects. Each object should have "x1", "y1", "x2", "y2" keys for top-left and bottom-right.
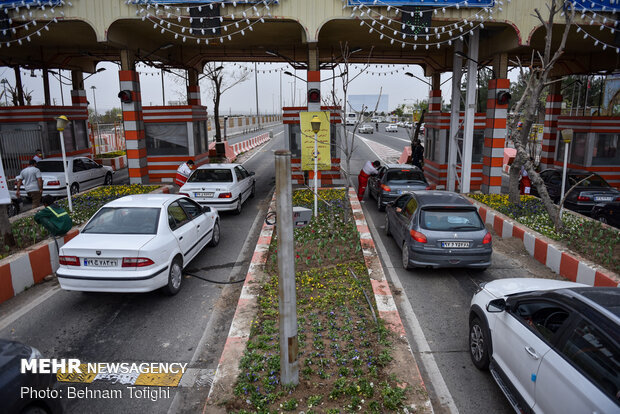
[
  {"x1": 0, "y1": 285, "x2": 61, "y2": 332},
  {"x1": 364, "y1": 210, "x2": 460, "y2": 414},
  {"x1": 166, "y1": 193, "x2": 272, "y2": 414},
  {"x1": 241, "y1": 130, "x2": 284, "y2": 165}
]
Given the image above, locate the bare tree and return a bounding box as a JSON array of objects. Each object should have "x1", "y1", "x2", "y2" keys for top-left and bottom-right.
[
  {"x1": 506, "y1": 0, "x2": 574, "y2": 231},
  {"x1": 202, "y1": 62, "x2": 249, "y2": 155}
]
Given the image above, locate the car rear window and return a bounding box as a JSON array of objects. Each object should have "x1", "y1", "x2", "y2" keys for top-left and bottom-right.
[
  {"x1": 386, "y1": 170, "x2": 425, "y2": 183},
  {"x1": 420, "y1": 208, "x2": 484, "y2": 231},
  {"x1": 569, "y1": 174, "x2": 610, "y2": 187},
  {"x1": 36, "y1": 161, "x2": 65, "y2": 172},
  {"x1": 188, "y1": 168, "x2": 233, "y2": 183},
  {"x1": 83, "y1": 207, "x2": 160, "y2": 235}
]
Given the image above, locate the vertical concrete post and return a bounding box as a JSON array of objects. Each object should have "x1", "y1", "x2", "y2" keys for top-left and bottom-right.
[
  {"x1": 187, "y1": 68, "x2": 201, "y2": 106},
  {"x1": 275, "y1": 150, "x2": 299, "y2": 386},
  {"x1": 70, "y1": 70, "x2": 87, "y2": 107},
  {"x1": 448, "y1": 39, "x2": 463, "y2": 192},
  {"x1": 462, "y1": 28, "x2": 479, "y2": 193}
]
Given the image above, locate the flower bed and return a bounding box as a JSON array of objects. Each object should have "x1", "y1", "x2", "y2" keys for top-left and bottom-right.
[
  {"x1": 229, "y1": 189, "x2": 412, "y2": 413},
  {"x1": 3, "y1": 184, "x2": 159, "y2": 259},
  {"x1": 469, "y1": 194, "x2": 620, "y2": 274}
]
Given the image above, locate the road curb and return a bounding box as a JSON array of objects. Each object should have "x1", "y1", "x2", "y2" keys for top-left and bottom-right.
[
  {"x1": 207, "y1": 132, "x2": 271, "y2": 163},
  {"x1": 467, "y1": 197, "x2": 619, "y2": 287},
  {"x1": 206, "y1": 188, "x2": 432, "y2": 412},
  {"x1": 0, "y1": 185, "x2": 172, "y2": 306}
]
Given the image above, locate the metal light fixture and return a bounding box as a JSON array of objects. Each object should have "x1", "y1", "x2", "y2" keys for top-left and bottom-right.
[
  {"x1": 56, "y1": 115, "x2": 72, "y2": 212},
  {"x1": 559, "y1": 128, "x2": 574, "y2": 221},
  {"x1": 310, "y1": 115, "x2": 321, "y2": 133}
]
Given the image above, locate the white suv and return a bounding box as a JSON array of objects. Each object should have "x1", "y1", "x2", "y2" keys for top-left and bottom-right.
[
  {"x1": 470, "y1": 278, "x2": 619, "y2": 414},
  {"x1": 179, "y1": 163, "x2": 255, "y2": 214}
]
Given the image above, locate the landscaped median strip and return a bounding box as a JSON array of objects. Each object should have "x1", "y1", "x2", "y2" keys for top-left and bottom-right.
[
  {"x1": 204, "y1": 188, "x2": 432, "y2": 412},
  {"x1": 0, "y1": 185, "x2": 172, "y2": 306},
  {"x1": 467, "y1": 197, "x2": 619, "y2": 287}
]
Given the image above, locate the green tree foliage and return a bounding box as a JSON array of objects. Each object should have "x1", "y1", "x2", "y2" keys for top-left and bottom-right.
[
  {"x1": 89, "y1": 107, "x2": 123, "y2": 124},
  {"x1": 561, "y1": 75, "x2": 605, "y2": 115}
]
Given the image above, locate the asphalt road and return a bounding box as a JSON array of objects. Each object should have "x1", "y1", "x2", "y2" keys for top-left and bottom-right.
[
  {"x1": 1, "y1": 124, "x2": 543, "y2": 413},
  {"x1": 0, "y1": 126, "x2": 286, "y2": 413}
]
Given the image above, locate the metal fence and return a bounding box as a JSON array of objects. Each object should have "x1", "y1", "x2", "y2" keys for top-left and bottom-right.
[{"x1": 0, "y1": 128, "x2": 44, "y2": 179}]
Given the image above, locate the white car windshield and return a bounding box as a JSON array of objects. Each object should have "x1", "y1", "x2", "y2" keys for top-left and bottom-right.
[
  {"x1": 188, "y1": 169, "x2": 233, "y2": 183},
  {"x1": 83, "y1": 207, "x2": 160, "y2": 235},
  {"x1": 36, "y1": 161, "x2": 66, "y2": 172}
]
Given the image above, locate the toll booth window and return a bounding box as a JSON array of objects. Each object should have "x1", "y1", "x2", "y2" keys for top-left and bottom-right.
[
  {"x1": 592, "y1": 133, "x2": 619, "y2": 166},
  {"x1": 145, "y1": 123, "x2": 188, "y2": 155}
]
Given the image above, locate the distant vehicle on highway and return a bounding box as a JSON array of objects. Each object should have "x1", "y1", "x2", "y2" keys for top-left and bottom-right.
[
  {"x1": 470, "y1": 278, "x2": 620, "y2": 414},
  {"x1": 345, "y1": 112, "x2": 358, "y2": 126},
  {"x1": 385, "y1": 124, "x2": 398, "y2": 132},
  {"x1": 57, "y1": 194, "x2": 220, "y2": 295},
  {"x1": 370, "y1": 116, "x2": 383, "y2": 123},
  {"x1": 358, "y1": 124, "x2": 374, "y2": 134},
  {"x1": 385, "y1": 191, "x2": 492, "y2": 270}
]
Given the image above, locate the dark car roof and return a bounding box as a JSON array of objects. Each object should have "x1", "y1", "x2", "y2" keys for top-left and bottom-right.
[
  {"x1": 542, "y1": 168, "x2": 603, "y2": 178},
  {"x1": 411, "y1": 191, "x2": 472, "y2": 208}
]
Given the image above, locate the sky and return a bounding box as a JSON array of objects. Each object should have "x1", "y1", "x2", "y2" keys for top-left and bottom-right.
[
  {"x1": 0, "y1": 61, "x2": 458, "y2": 116},
  {"x1": 1, "y1": 60, "x2": 522, "y2": 116}
]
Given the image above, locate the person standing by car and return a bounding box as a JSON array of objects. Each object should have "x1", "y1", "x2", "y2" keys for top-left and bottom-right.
[
  {"x1": 411, "y1": 139, "x2": 425, "y2": 171},
  {"x1": 15, "y1": 159, "x2": 43, "y2": 208},
  {"x1": 358, "y1": 160, "x2": 381, "y2": 201},
  {"x1": 174, "y1": 159, "x2": 195, "y2": 188},
  {"x1": 519, "y1": 165, "x2": 531, "y2": 195}
]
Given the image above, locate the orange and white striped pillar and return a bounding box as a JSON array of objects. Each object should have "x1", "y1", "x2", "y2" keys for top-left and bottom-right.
[
  {"x1": 482, "y1": 78, "x2": 510, "y2": 194},
  {"x1": 119, "y1": 69, "x2": 148, "y2": 184},
  {"x1": 540, "y1": 83, "x2": 562, "y2": 169},
  {"x1": 428, "y1": 73, "x2": 442, "y2": 112},
  {"x1": 70, "y1": 70, "x2": 88, "y2": 107},
  {"x1": 187, "y1": 68, "x2": 201, "y2": 106}
]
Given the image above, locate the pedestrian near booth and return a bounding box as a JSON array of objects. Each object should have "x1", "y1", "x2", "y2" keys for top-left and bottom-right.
[
  {"x1": 33, "y1": 149, "x2": 43, "y2": 162},
  {"x1": 358, "y1": 160, "x2": 381, "y2": 200},
  {"x1": 411, "y1": 139, "x2": 425, "y2": 170},
  {"x1": 175, "y1": 160, "x2": 195, "y2": 187},
  {"x1": 15, "y1": 159, "x2": 43, "y2": 208}
]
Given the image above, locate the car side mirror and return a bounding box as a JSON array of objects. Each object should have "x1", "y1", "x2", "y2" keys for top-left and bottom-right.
[
  {"x1": 249, "y1": 171, "x2": 255, "y2": 176},
  {"x1": 487, "y1": 299, "x2": 507, "y2": 313},
  {"x1": 202, "y1": 206, "x2": 211, "y2": 213}
]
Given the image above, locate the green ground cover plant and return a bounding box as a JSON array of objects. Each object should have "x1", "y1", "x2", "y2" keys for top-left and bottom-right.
[
  {"x1": 2, "y1": 184, "x2": 159, "y2": 259},
  {"x1": 228, "y1": 189, "x2": 410, "y2": 413},
  {"x1": 469, "y1": 194, "x2": 620, "y2": 274}
]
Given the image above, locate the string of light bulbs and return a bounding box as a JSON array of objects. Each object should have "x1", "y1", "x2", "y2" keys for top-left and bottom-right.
[{"x1": 0, "y1": 0, "x2": 70, "y2": 48}]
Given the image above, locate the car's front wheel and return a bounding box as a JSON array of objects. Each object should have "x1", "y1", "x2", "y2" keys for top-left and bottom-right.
[
  {"x1": 250, "y1": 182, "x2": 256, "y2": 198},
  {"x1": 162, "y1": 257, "x2": 183, "y2": 296},
  {"x1": 70, "y1": 183, "x2": 79, "y2": 195},
  {"x1": 469, "y1": 316, "x2": 490, "y2": 370},
  {"x1": 597, "y1": 215, "x2": 608, "y2": 224},
  {"x1": 208, "y1": 220, "x2": 220, "y2": 247},
  {"x1": 402, "y1": 242, "x2": 412, "y2": 270}
]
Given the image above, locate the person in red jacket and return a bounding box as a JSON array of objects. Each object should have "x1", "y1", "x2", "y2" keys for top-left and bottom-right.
[
  {"x1": 358, "y1": 160, "x2": 381, "y2": 200},
  {"x1": 175, "y1": 160, "x2": 195, "y2": 188}
]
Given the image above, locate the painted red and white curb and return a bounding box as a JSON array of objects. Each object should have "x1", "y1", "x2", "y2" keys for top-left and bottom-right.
[
  {"x1": 0, "y1": 186, "x2": 172, "y2": 306},
  {"x1": 230, "y1": 132, "x2": 270, "y2": 156},
  {"x1": 469, "y1": 198, "x2": 619, "y2": 287},
  {"x1": 206, "y1": 189, "x2": 431, "y2": 410}
]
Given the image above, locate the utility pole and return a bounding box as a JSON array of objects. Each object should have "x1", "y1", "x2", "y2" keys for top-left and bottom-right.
[
  {"x1": 275, "y1": 150, "x2": 299, "y2": 386},
  {"x1": 254, "y1": 62, "x2": 260, "y2": 129}
]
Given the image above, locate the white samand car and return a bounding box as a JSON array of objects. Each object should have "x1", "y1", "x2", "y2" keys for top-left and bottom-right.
[
  {"x1": 470, "y1": 278, "x2": 619, "y2": 414},
  {"x1": 179, "y1": 163, "x2": 255, "y2": 214},
  {"x1": 385, "y1": 124, "x2": 398, "y2": 132},
  {"x1": 57, "y1": 194, "x2": 220, "y2": 295},
  {"x1": 23, "y1": 156, "x2": 114, "y2": 197}
]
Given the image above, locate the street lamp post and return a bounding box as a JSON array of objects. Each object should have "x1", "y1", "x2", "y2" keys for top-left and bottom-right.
[
  {"x1": 311, "y1": 115, "x2": 321, "y2": 217},
  {"x1": 254, "y1": 62, "x2": 260, "y2": 129},
  {"x1": 559, "y1": 129, "x2": 573, "y2": 221},
  {"x1": 56, "y1": 115, "x2": 73, "y2": 212}
]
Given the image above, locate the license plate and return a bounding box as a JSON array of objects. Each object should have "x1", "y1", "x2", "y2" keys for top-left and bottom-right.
[
  {"x1": 441, "y1": 241, "x2": 470, "y2": 248},
  {"x1": 594, "y1": 196, "x2": 612, "y2": 202},
  {"x1": 84, "y1": 258, "x2": 118, "y2": 267},
  {"x1": 195, "y1": 192, "x2": 214, "y2": 198}
]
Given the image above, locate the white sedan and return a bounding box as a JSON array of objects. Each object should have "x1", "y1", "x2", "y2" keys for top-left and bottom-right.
[
  {"x1": 26, "y1": 156, "x2": 114, "y2": 196},
  {"x1": 385, "y1": 124, "x2": 398, "y2": 132},
  {"x1": 57, "y1": 194, "x2": 220, "y2": 295},
  {"x1": 179, "y1": 163, "x2": 255, "y2": 214},
  {"x1": 470, "y1": 278, "x2": 619, "y2": 414}
]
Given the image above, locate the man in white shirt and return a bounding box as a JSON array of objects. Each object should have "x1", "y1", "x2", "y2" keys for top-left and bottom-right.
[
  {"x1": 16, "y1": 159, "x2": 43, "y2": 208},
  {"x1": 357, "y1": 160, "x2": 381, "y2": 200}
]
